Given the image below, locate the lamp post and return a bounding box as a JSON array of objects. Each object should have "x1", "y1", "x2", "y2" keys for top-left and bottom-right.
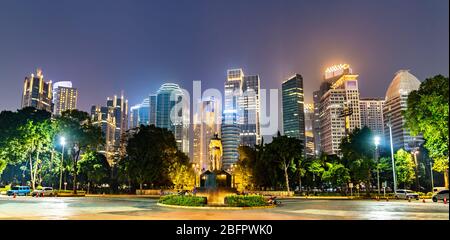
[
  {"x1": 59, "y1": 136, "x2": 66, "y2": 191},
  {"x1": 412, "y1": 148, "x2": 420, "y2": 191},
  {"x1": 231, "y1": 164, "x2": 236, "y2": 188},
  {"x1": 387, "y1": 117, "x2": 398, "y2": 193},
  {"x1": 374, "y1": 135, "x2": 381, "y2": 195},
  {"x1": 430, "y1": 160, "x2": 434, "y2": 192}
]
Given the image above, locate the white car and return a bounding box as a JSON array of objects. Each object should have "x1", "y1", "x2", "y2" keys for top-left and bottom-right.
[
  {"x1": 31, "y1": 187, "x2": 55, "y2": 197},
  {"x1": 394, "y1": 189, "x2": 419, "y2": 200},
  {"x1": 432, "y1": 189, "x2": 449, "y2": 202}
]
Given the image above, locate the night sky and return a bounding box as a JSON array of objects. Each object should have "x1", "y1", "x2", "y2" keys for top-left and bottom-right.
[{"x1": 0, "y1": 0, "x2": 448, "y2": 113}]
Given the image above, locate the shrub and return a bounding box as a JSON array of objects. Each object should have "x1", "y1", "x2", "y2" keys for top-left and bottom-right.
[
  {"x1": 225, "y1": 195, "x2": 268, "y2": 207},
  {"x1": 159, "y1": 195, "x2": 207, "y2": 206}
]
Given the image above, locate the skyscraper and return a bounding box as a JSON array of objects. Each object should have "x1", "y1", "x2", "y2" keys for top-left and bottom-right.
[
  {"x1": 129, "y1": 97, "x2": 150, "y2": 128},
  {"x1": 53, "y1": 81, "x2": 77, "y2": 116},
  {"x1": 222, "y1": 69, "x2": 243, "y2": 169},
  {"x1": 240, "y1": 74, "x2": 261, "y2": 147},
  {"x1": 193, "y1": 96, "x2": 221, "y2": 170},
  {"x1": 21, "y1": 68, "x2": 53, "y2": 112},
  {"x1": 282, "y1": 74, "x2": 306, "y2": 146},
  {"x1": 360, "y1": 98, "x2": 384, "y2": 136},
  {"x1": 383, "y1": 70, "x2": 423, "y2": 151},
  {"x1": 304, "y1": 104, "x2": 315, "y2": 156},
  {"x1": 91, "y1": 93, "x2": 128, "y2": 165},
  {"x1": 149, "y1": 94, "x2": 157, "y2": 126},
  {"x1": 156, "y1": 83, "x2": 189, "y2": 154},
  {"x1": 312, "y1": 91, "x2": 322, "y2": 155},
  {"x1": 319, "y1": 64, "x2": 361, "y2": 155}
]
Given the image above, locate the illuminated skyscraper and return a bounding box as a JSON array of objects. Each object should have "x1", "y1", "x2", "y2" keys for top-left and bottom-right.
[
  {"x1": 319, "y1": 64, "x2": 361, "y2": 155},
  {"x1": 222, "y1": 69, "x2": 243, "y2": 169},
  {"x1": 149, "y1": 94, "x2": 157, "y2": 126},
  {"x1": 383, "y1": 70, "x2": 423, "y2": 151},
  {"x1": 156, "y1": 83, "x2": 189, "y2": 154},
  {"x1": 193, "y1": 97, "x2": 221, "y2": 170},
  {"x1": 360, "y1": 98, "x2": 384, "y2": 136},
  {"x1": 312, "y1": 91, "x2": 321, "y2": 155},
  {"x1": 130, "y1": 97, "x2": 150, "y2": 128},
  {"x1": 91, "y1": 93, "x2": 128, "y2": 165},
  {"x1": 21, "y1": 68, "x2": 53, "y2": 112},
  {"x1": 240, "y1": 74, "x2": 261, "y2": 147},
  {"x1": 53, "y1": 81, "x2": 77, "y2": 116},
  {"x1": 282, "y1": 74, "x2": 306, "y2": 145},
  {"x1": 304, "y1": 104, "x2": 315, "y2": 156}
]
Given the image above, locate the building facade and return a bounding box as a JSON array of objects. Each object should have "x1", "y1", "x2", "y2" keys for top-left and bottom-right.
[
  {"x1": 129, "y1": 97, "x2": 150, "y2": 128},
  {"x1": 304, "y1": 103, "x2": 315, "y2": 156},
  {"x1": 319, "y1": 64, "x2": 361, "y2": 155},
  {"x1": 53, "y1": 81, "x2": 77, "y2": 116},
  {"x1": 282, "y1": 74, "x2": 306, "y2": 141},
  {"x1": 360, "y1": 98, "x2": 384, "y2": 136},
  {"x1": 312, "y1": 91, "x2": 321, "y2": 155},
  {"x1": 383, "y1": 70, "x2": 423, "y2": 151},
  {"x1": 91, "y1": 94, "x2": 128, "y2": 165},
  {"x1": 149, "y1": 94, "x2": 157, "y2": 126},
  {"x1": 21, "y1": 69, "x2": 53, "y2": 112},
  {"x1": 222, "y1": 69, "x2": 244, "y2": 169},
  {"x1": 240, "y1": 74, "x2": 261, "y2": 147},
  {"x1": 156, "y1": 83, "x2": 190, "y2": 154},
  {"x1": 193, "y1": 97, "x2": 221, "y2": 171}
]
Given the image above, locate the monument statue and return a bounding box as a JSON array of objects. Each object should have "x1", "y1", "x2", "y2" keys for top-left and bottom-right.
[{"x1": 208, "y1": 133, "x2": 223, "y2": 171}]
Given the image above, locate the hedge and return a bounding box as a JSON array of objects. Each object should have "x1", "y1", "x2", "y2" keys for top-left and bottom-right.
[
  {"x1": 159, "y1": 195, "x2": 207, "y2": 206},
  {"x1": 224, "y1": 195, "x2": 268, "y2": 207}
]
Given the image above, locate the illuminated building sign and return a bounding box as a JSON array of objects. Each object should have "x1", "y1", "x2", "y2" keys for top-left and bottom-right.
[{"x1": 325, "y1": 64, "x2": 351, "y2": 79}]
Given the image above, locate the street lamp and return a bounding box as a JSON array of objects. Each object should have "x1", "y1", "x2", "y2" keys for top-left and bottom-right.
[
  {"x1": 387, "y1": 117, "x2": 398, "y2": 193},
  {"x1": 430, "y1": 160, "x2": 434, "y2": 192},
  {"x1": 412, "y1": 148, "x2": 420, "y2": 191},
  {"x1": 374, "y1": 135, "x2": 381, "y2": 195},
  {"x1": 231, "y1": 164, "x2": 236, "y2": 188},
  {"x1": 59, "y1": 136, "x2": 66, "y2": 191}
]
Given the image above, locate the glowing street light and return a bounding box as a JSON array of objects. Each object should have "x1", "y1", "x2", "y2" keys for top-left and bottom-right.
[
  {"x1": 59, "y1": 136, "x2": 66, "y2": 192},
  {"x1": 374, "y1": 135, "x2": 381, "y2": 195}
]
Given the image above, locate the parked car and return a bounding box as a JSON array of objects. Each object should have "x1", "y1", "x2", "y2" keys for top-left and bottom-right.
[
  {"x1": 432, "y1": 189, "x2": 449, "y2": 202},
  {"x1": 31, "y1": 187, "x2": 55, "y2": 197},
  {"x1": 394, "y1": 189, "x2": 419, "y2": 200},
  {"x1": 6, "y1": 186, "x2": 31, "y2": 196}
]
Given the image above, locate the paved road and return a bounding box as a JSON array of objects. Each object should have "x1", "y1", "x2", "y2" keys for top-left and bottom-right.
[{"x1": 0, "y1": 195, "x2": 448, "y2": 220}]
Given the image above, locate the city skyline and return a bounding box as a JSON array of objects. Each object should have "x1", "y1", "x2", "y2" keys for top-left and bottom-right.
[{"x1": 0, "y1": 0, "x2": 448, "y2": 113}]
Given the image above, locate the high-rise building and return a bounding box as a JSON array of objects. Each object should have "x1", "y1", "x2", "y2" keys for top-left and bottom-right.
[
  {"x1": 383, "y1": 70, "x2": 423, "y2": 151},
  {"x1": 129, "y1": 97, "x2": 150, "y2": 128},
  {"x1": 319, "y1": 64, "x2": 361, "y2": 155},
  {"x1": 304, "y1": 104, "x2": 315, "y2": 156},
  {"x1": 91, "y1": 93, "x2": 128, "y2": 165},
  {"x1": 156, "y1": 83, "x2": 189, "y2": 154},
  {"x1": 360, "y1": 98, "x2": 384, "y2": 136},
  {"x1": 282, "y1": 74, "x2": 306, "y2": 145},
  {"x1": 193, "y1": 96, "x2": 221, "y2": 171},
  {"x1": 240, "y1": 74, "x2": 261, "y2": 147},
  {"x1": 21, "y1": 68, "x2": 53, "y2": 112},
  {"x1": 222, "y1": 69, "x2": 244, "y2": 169},
  {"x1": 53, "y1": 81, "x2": 77, "y2": 116},
  {"x1": 149, "y1": 94, "x2": 157, "y2": 126},
  {"x1": 312, "y1": 91, "x2": 322, "y2": 155}
]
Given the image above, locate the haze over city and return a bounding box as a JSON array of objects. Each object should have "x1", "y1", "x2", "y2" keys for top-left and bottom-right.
[{"x1": 0, "y1": 0, "x2": 448, "y2": 113}]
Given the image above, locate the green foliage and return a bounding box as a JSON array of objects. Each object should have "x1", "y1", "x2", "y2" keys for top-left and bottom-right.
[
  {"x1": 119, "y1": 125, "x2": 191, "y2": 190},
  {"x1": 322, "y1": 162, "x2": 350, "y2": 187},
  {"x1": 404, "y1": 75, "x2": 448, "y2": 187},
  {"x1": 159, "y1": 195, "x2": 207, "y2": 206},
  {"x1": 394, "y1": 149, "x2": 416, "y2": 187},
  {"x1": 340, "y1": 127, "x2": 375, "y2": 194},
  {"x1": 78, "y1": 150, "x2": 110, "y2": 185},
  {"x1": 224, "y1": 195, "x2": 268, "y2": 207}
]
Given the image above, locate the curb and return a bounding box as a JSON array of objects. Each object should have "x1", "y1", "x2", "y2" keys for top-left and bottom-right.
[{"x1": 156, "y1": 202, "x2": 276, "y2": 210}]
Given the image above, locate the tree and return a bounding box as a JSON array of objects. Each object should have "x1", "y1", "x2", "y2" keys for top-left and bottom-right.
[
  {"x1": 404, "y1": 75, "x2": 449, "y2": 188},
  {"x1": 321, "y1": 162, "x2": 350, "y2": 191},
  {"x1": 236, "y1": 146, "x2": 257, "y2": 191},
  {"x1": 78, "y1": 150, "x2": 110, "y2": 193},
  {"x1": 265, "y1": 132, "x2": 303, "y2": 192},
  {"x1": 56, "y1": 110, "x2": 102, "y2": 194},
  {"x1": 119, "y1": 125, "x2": 179, "y2": 191},
  {"x1": 340, "y1": 127, "x2": 375, "y2": 196},
  {"x1": 394, "y1": 149, "x2": 416, "y2": 188}
]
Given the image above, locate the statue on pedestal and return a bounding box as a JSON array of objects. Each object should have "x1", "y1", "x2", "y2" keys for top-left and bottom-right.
[{"x1": 208, "y1": 133, "x2": 223, "y2": 171}]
